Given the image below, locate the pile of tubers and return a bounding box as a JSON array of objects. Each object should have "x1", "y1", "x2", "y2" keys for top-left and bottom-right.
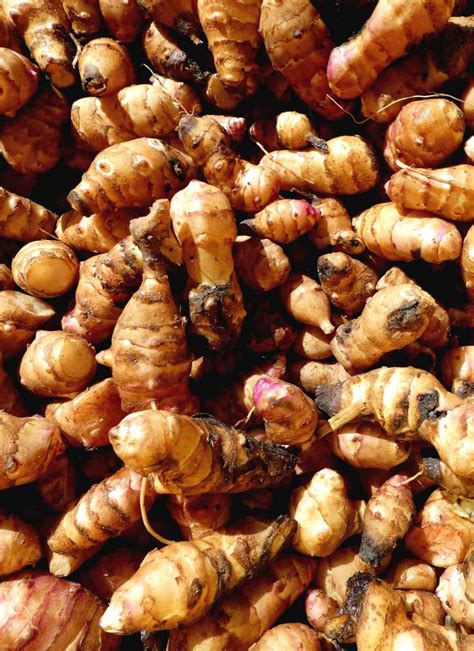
[{"x1": 2, "y1": 0, "x2": 474, "y2": 649}]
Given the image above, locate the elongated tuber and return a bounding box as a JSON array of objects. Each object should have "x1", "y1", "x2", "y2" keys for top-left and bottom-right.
[
  {"x1": 317, "y1": 252, "x2": 378, "y2": 315},
  {"x1": 12, "y1": 240, "x2": 79, "y2": 298},
  {"x1": 100, "y1": 516, "x2": 296, "y2": 633},
  {"x1": 20, "y1": 330, "x2": 96, "y2": 398},
  {"x1": 0, "y1": 511, "x2": 41, "y2": 576},
  {"x1": 420, "y1": 456, "x2": 474, "y2": 497},
  {"x1": 110, "y1": 409, "x2": 296, "y2": 493},
  {"x1": 171, "y1": 181, "x2": 245, "y2": 352},
  {"x1": 0, "y1": 289, "x2": 54, "y2": 357},
  {"x1": 280, "y1": 273, "x2": 334, "y2": 334},
  {"x1": 0, "y1": 47, "x2": 38, "y2": 116},
  {"x1": 251, "y1": 623, "x2": 321, "y2": 650},
  {"x1": 250, "y1": 111, "x2": 329, "y2": 152},
  {"x1": 56, "y1": 209, "x2": 134, "y2": 253},
  {"x1": 233, "y1": 236, "x2": 290, "y2": 292},
  {"x1": 353, "y1": 202, "x2": 462, "y2": 263},
  {"x1": 68, "y1": 138, "x2": 194, "y2": 214},
  {"x1": 437, "y1": 564, "x2": 474, "y2": 627},
  {"x1": 62, "y1": 0, "x2": 102, "y2": 39},
  {"x1": 293, "y1": 326, "x2": 332, "y2": 361},
  {"x1": 78, "y1": 38, "x2": 136, "y2": 96},
  {"x1": 291, "y1": 468, "x2": 365, "y2": 557},
  {"x1": 308, "y1": 197, "x2": 365, "y2": 255},
  {"x1": 241, "y1": 199, "x2": 319, "y2": 245},
  {"x1": 386, "y1": 558, "x2": 438, "y2": 592},
  {"x1": 99, "y1": 0, "x2": 143, "y2": 43},
  {"x1": 139, "y1": 0, "x2": 201, "y2": 45},
  {"x1": 288, "y1": 360, "x2": 350, "y2": 394},
  {"x1": 167, "y1": 494, "x2": 232, "y2": 540}
]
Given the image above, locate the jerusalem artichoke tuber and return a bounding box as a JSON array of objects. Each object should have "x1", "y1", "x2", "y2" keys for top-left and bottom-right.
[
  {"x1": 76, "y1": 547, "x2": 144, "y2": 602},
  {"x1": 250, "y1": 111, "x2": 329, "y2": 152},
  {"x1": 233, "y1": 236, "x2": 290, "y2": 292},
  {"x1": 78, "y1": 38, "x2": 136, "y2": 97},
  {"x1": 288, "y1": 360, "x2": 350, "y2": 394},
  {"x1": 12, "y1": 240, "x2": 79, "y2": 298},
  {"x1": 250, "y1": 623, "x2": 321, "y2": 650},
  {"x1": 0, "y1": 511, "x2": 41, "y2": 576},
  {"x1": 0, "y1": 289, "x2": 55, "y2": 357},
  {"x1": 293, "y1": 326, "x2": 332, "y2": 361},
  {"x1": 0, "y1": 47, "x2": 38, "y2": 116},
  {"x1": 139, "y1": 0, "x2": 202, "y2": 46},
  {"x1": 167, "y1": 494, "x2": 232, "y2": 540},
  {"x1": 241, "y1": 199, "x2": 319, "y2": 245},
  {"x1": 98, "y1": 0, "x2": 143, "y2": 43},
  {"x1": 386, "y1": 558, "x2": 438, "y2": 592},
  {"x1": 280, "y1": 273, "x2": 334, "y2": 334},
  {"x1": 62, "y1": 0, "x2": 102, "y2": 39},
  {"x1": 441, "y1": 346, "x2": 474, "y2": 398},
  {"x1": 308, "y1": 197, "x2": 365, "y2": 255},
  {"x1": 55, "y1": 209, "x2": 134, "y2": 253},
  {"x1": 437, "y1": 564, "x2": 474, "y2": 627},
  {"x1": 317, "y1": 252, "x2": 378, "y2": 315}
]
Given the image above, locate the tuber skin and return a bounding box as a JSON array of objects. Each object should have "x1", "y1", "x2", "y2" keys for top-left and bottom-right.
[
  {"x1": 204, "y1": 72, "x2": 246, "y2": 110},
  {"x1": 280, "y1": 273, "x2": 334, "y2": 334},
  {"x1": 404, "y1": 489, "x2": 474, "y2": 567},
  {"x1": 109, "y1": 409, "x2": 297, "y2": 494},
  {"x1": 61, "y1": 234, "x2": 143, "y2": 344},
  {"x1": 305, "y1": 588, "x2": 339, "y2": 635},
  {"x1": 0, "y1": 511, "x2": 42, "y2": 576},
  {"x1": 171, "y1": 181, "x2": 245, "y2": 352},
  {"x1": 441, "y1": 346, "x2": 474, "y2": 396},
  {"x1": 290, "y1": 468, "x2": 365, "y2": 557},
  {"x1": 167, "y1": 494, "x2": 232, "y2": 540},
  {"x1": 78, "y1": 38, "x2": 136, "y2": 97},
  {"x1": 36, "y1": 451, "x2": 76, "y2": 512},
  {"x1": 317, "y1": 252, "x2": 378, "y2": 316},
  {"x1": 46, "y1": 378, "x2": 126, "y2": 448},
  {"x1": 198, "y1": 0, "x2": 261, "y2": 98},
  {"x1": 464, "y1": 543, "x2": 474, "y2": 603},
  {"x1": 399, "y1": 590, "x2": 444, "y2": 625},
  {"x1": 328, "y1": 420, "x2": 412, "y2": 470},
  {"x1": 168, "y1": 553, "x2": 315, "y2": 651},
  {"x1": 0, "y1": 264, "x2": 14, "y2": 290},
  {"x1": 315, "y1": 366, "x2": 474, "y2": 478},
  {"x1": 20, "y1": 330, "x2": 96, "y2": 398},
  {"x1": 386, "y1": 558, "x2": 438, "y2": 592},
  {"x1": 139, "y1": 0, "x2": 202, "y2": 46},
  {"x1": 260, "y1": 136, "x2": 379, "y2": 195},
  {"x1": 62, "y1": 0, "x2": 102, "y2": 39},
  {"x1": 72, "y1": 81, "x2": 202, "y2": 153},
  {"x1": 233, "y1": 236, "x2": 290, "y2": 292},
  {"x1": 241, "y1": 199, "x2": 319, "y2": 245},
  {"x1": 178, "y1": 115, "x2": 281, "y2": 213},
  {"x1": 0, "y1": 290, "x2": 55, "y2": 358},
  {"x1": 76, "y1": 547, "x2": 144, "y2": 603},
  {"x1": 462, "y1": 226, "x2": 474, "y2": 302},
  {"x1": 4, "y1": 0, "x2": 76, "y2": 88},
  {"x1": 0, "y1": 86, "x2": 69, "y2": 174},
  {"x1": 288, "y1": 360, "x2": 350, "y2": 394},
  {"x1": 327, "y1": 0, "x2": 455, "y2": 99},
  {"x1": 308, "y1": 197, "x2": 365, "y2": 255},
  {"x1": 330, "y1": 284, "x2": 435, "y2": 373},
  {"x1": 420, "y1": 456, "x2": 474, "y2": 498},
  {"x1": 56, "y1": 209, "x2": 135, "y2": 254},
  {"x1": 12, "y1": 240, "x2": 79, "y2": 298},
  {"x1": 252, "y1": 376, "x2": 318, "y2": 450},
  {"x1": 259, "y1": 0, "x2": 347, "y2": 119},
  {"x1": 359, "y1": 474, "x2": 415, "y2": 567},
  {"x1": 360, "y1": 16, "x2": 474, "y2": 123},
  {"x1": 386, "y1": 164, "x2": 474, "y2": 222},
  {"x1": 101, "y1": 516, "x2": 297, "y2": 634},
  {"x1": 98, "y1": 0, "x2": 143, "y2": 43},
  {"x1": 47, "y1": 467, "x2": 153, "y2": 568},
  {"x1": 107, "y1": 202, "x2": 197, "y2": 413},
  {"x1": 383, "y1": 99, "x2": 465, "y2": 171},
  {"x1": 293, "y1": 326, "x2": 332, "y2": 361},
  {"x1": 465, "y1": 135, "x2": 474, "y2": 162},
  {"x1": 437, "y1": 564, "x2": 474, "y2": 627},
  {"x1": 0, "y1": 47, "x2": 38, "y2": 116},
  {"x1": 353, "y1": 202, "x2": 463, "y2": 263},
  {"x1": 0, "y1": 412, "x2": 63, "y2": 489},
  {"x1": 250, "y1": 111, "x2": 329, "y2": 152},
  {"x1": 250, "y1": 623, "x2": 321, "y2": 650},
  {"x1": 0, "y1": 572, "x2": 119, "y2": 650},
  {"x1": 67, "y1": 138, "x2": 194, "y2": 214}
]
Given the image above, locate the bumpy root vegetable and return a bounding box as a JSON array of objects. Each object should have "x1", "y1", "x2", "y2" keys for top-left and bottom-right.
[
  {"x1": 290, "y1": 468, "x2": 365, "y2": 557},
  {"x1": 252, "y1": 376, "x2": 318, "y2": 450},
  {"x1": 261, "y1": 136, "x2": 378, "y2": 195},
  {"x1": 0, "y1": 412, "x2": 63, "y2": 489},
  {"x1": 317, "y1": 252, "x2": 378, "y2": 315},
  {"x1": 250, "y1": 111, "x2": 329, "y2": 152},
  {"x1": 78, "y1": 38, "x2": 135, "y2": 96},
  {"x1": 0, "y1": 47, "x2": 38, "y2": 116},
  {"x1": 386, "y1": 558, "x2": 438, "y2": 592},
  {"x1": 12, "y1": 240, "x2": 79, "y2": 298},
  {"x1": 400, "y1": 590, "x2": 445, "y2": 624},
  {"x1": 62, "y1": 0, "x2": 102, "y2": 39},
  {"x1": 354, "y1": 202, "x2": 462, "y2": 263},
  {"x1": 47, "y1": 378, "x2": 126, "y2": 447},
  {"x1": 360, "y1": 474, "x2": 414, "y2": 566},
  {"x1": 305, "y1": 588, "x2": 339, "y2": 635},
  {"x1": 0, "y1": 86, "x2": 69, "y2": 174},
  {"x1": 308, "y1": 197, "x2": 365, "y2": 255},
  {"x1": 441, "y1": 346, "x2": 474, "y2": 398},
  {"x1": 56, "y1": 209, "x2": 134, "y2": 253},
  {"x1": 331, "y1": 284, "x2": 435, "y2": 372},
  {"x1": 62, "y1": 234, "x2": 143, "y2": 343},
  {"x1": 109, "y1": 409, "x2": 297, "y2": 493},
  {"x1": 171, "y1": 181, "x2": 245, "y2": 352},
  {"x1": 98, "y1": 0, "x2": 143, "y2": 43},
  {"x1": 0, "y1": 572, "x2": 119, "y2": 649},
  {"x1": 68, "y1": 138, "x2": 194, "y2": 214},
  {"x1": 20, "y1": 330, "x2": 96, "y2": 398},
  {"x1": 101, "y1": 516, "x2": 296, "y2": 633},
  {"x1": 327, "y1": 0, "x2": 455, "y2": 99},
  {"x1": 289, "y1": 360, "x2": 350, "y2": 393},
  {"x1": 198, "y1": 0, "x2": 261, "y2": 97},
  {"x1": 293, "y1": 326, "x2": 332, "y2": 361},
  {"x1": 178, "y1": 115, "x2": 280, "y2": 212},
  {"x1": 437, "y1": 564, "x2": 474, "y2": 627},
  {"x1": 47, "y1": 467, "x2": 152, "y2": 566},
  {"x1": 0, "y1": 290, "x2": 55, "y2": 357},
  {"x1": 260, "y1": 0, "x2": 346, "y2": 119},
  {"x1": 361, "y1": 16, "x2": 474, "y2": 123},
  {"x1": 168, "y1": 553, "x2": 315, "y2": 650},
  {"x1": 36, "y1": 451, "x2": 76, "y2": 512},
  {"x1": 462, "y1": 226, "x2": 474, "y2": 302},
  {"x1": 139, "y1": 0, "x2": 201, "y2": 45},
  {"x1": 315, "y1": 366, "x2": 473, "y2": 478},
  {"x1": 251, "y1": 623, "x2": 321, "y2": 650},
  {"x1": 107, "y1": 204, "x2": 196, "y2": 413},
  {"x1": 405, "y1": 490, "x2": 474, "y2": 567},
  {"x1": 167, "y1": 494, "x2": 232, "y2": 540},
  {"x1": 241, "y1": 199, "x2": 319, "y2": 245},
  {"x1": 420, "y1": 456, "x2": 474, "y2": 498},
  {"x1": 280, "y1": 273, "x2": 334, "y2": 334},
  {"x1": 328, "y1": 420, "x2": 411, "y2": 470},
  {"x1": 77, "y1": 547, "x2": 144, "y2": 602},
  {"x1": 0, "y1": 186, "x2": 57, "y2": 242},
  {"x1": 4, "y1": 0, "x2": 76, "y2": 87},
  {"x1": 0, "y1": 511, "x2": 41, "y2": 576},
  {"x1": 0, "y1": 264, "x2": 13, "y2": 290},
  {"x1": 233, "y1": 236, "x2": 290, "y2": 292},
  {"x1": 383, "y1": 99, "x2": 465, "y2": 171}
]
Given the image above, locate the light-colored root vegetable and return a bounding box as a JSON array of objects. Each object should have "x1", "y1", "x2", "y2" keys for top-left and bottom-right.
[
  {"x1": 292, "y1": 326, "x2": 332, "y2": 361},
  {"x1": 12, "y1": 240, "x2": 79, "y2": 298},
  {"x1": 420, "y1": 456, "x2": 474, "y2": 498},
  {"x1": 0, "y1": 47, "x2": 39, "y2": 116},
  {"x1": 386, "y1": 558, "x2": 438, "y2": 592},
  {"x1": 234, "y1": 236, "x2": 290, "y2": 292},
  {"x1": 36, "y1": 451, "x2": 76, "y2": 512},
  {"x1": 0, "y1": 511, "x2": 41, "y2": 576},
  {"x1": 167, "y1": 494, "x2": 232, "y2": 540},
  {"x1": 78, "y1": 38, "x2": 136, "y2": 96},
  {"x1": 98, "y1": 0, "x2": 143, "y2": 43},
  {"x1": 241, "y1": 199, "x2": 319, "y2": 245},
  {"x1": 62, "y1": 0, "x2": 102, "y2": 39},
  {"x1": 0, "y1": 186, "x2": 57, "y2": 241},
  {"x1": 317, "y1": 252, "x2": 378, "y2": 315},
  {"x1": 55, "y1": 209, "x2": 134, "y2": 253},
  {"x1": 437, "y1": 564, "x2": 474, "y2": 627},
  {"x1": 250, "y1": 623, "x2": 321, "y2": 650},
  {"x1": 280, "y1": 273, "x2": 334, "y2": 334},
  {"x1": 288, "y1": 360, "x2": 350, "y2": 394},
  {"x1": 0, "y1": 290, "x2": 55, "y2": 358},
  {"x1": 308, "y1": 197, "x2": 365, "y2": 255},
  {"x1": 76, "y1": 547, "x2": 144, "y2": 602}
]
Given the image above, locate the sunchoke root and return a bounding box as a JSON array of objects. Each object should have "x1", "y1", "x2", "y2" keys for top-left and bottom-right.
[
  {"x1": 317, "y1": 252, "x2": 378, "y2": 315},
  {"x1": 56, "y1": 209, "x2": 134, "y2": 253},
  {"x1": 78, "y1": 37, "x2": 136, "y2": 96},
  {"x1": 0, "y1": 511, "x2": 41, "y2": 576},
  {"x1": 0, "y1": 289, "x2": 54, "y2": 357},
  {"x1": 12, "y1": 240, "x2": 79, "y2": 298},
  {"x1": 0, "y1": 47, "x2": 38, "y2": 116}
]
